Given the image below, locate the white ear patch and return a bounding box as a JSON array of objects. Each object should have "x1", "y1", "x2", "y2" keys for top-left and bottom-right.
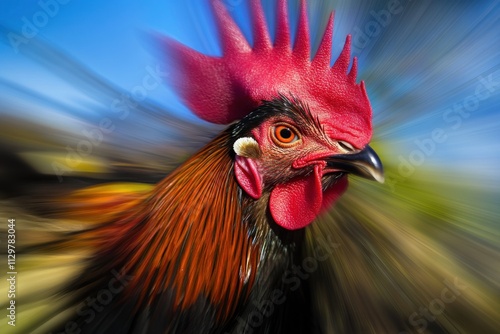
[{"x1": 233, "y1": 137, "x2": 261, "y2": 159}]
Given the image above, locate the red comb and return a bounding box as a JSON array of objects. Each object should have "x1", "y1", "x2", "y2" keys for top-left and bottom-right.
[{"x1": 163, "y1": 0, "x2": 372, "y2": 146}]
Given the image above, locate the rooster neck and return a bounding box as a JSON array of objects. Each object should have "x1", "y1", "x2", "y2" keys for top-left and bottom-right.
[
  {"x1": 89, "y1": 127, "x2": 305, "y2": 329},
  {"x1": 227, "y1": 193, "x2": 310, "y2": 332},
  {"x1": 244, "y1": 191, "x2": 307, "y2": 279}
]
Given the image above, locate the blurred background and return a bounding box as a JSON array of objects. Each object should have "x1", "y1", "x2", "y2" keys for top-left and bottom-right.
[{"x1": 0, "y1": 0, "x2": 499, "y2": 333}]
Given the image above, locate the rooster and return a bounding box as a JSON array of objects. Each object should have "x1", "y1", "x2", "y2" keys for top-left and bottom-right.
[
  {"x1": 0, "y1": 1, "x2": 383, "y2": 333},
  {"x1": 33, "y1": 1, "x2": 382, "y2": 332},
  {"x1": 2, "y1": 0, "x2": 500, "y2": 333}
]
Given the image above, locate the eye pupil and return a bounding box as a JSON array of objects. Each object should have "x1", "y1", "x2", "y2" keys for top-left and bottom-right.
[
  {"x1": 273, "y1": 124, "x2": 299, "y2": 145},
  {"x1": 280, "y1": 128, "x2": 292, "y2": 139}
]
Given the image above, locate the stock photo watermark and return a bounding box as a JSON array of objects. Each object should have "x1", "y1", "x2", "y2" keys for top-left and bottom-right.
[
  {"x1": 386, "y1": 69, "x2": 500, "y2": 193},
  {"x1": 50, "y1": 268, "x2": 133, "y2": 334},
  {"x1": 352, "y1": 0, "x2": 410, "y2": 53},
  {"x1": 51, "y1": 64, "x2": 169, "y2": 182},
  {"x1": 229, "y1": 235, "x2": 340, "y2": 334},
  {"x1": 5, "y1": 218, "x2": 17, "y2": 327},
  {"x1": 399, "y1": 277, "x2": 468, "y2": 334},
  {"x1": 7, "y1": 0, "x2": 73, "y2": 53}
]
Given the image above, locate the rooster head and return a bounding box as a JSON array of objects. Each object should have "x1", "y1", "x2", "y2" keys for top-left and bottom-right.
[
  {"x1": 231, "y1": 95, "x2": 383, "y2": 230},
  {"x1": 163, "y1": 0, "x2": 384, "y2": 230}
]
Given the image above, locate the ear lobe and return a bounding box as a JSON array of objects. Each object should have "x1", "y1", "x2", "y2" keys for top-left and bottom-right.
[
  {"x1": 233, "y1": 137, "x2": 261, "y2": 158},
  {"x1": 234, "y1": 155, "x2": 263, "y2": 199}
]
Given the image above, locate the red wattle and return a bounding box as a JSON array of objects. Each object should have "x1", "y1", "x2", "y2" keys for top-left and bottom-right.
[
  {"x1": 320, "y1": 175, "x2": 348, "y2": 213},
  {"x1": 270, "y1": 164, "x2": 324, "y2": 230}
]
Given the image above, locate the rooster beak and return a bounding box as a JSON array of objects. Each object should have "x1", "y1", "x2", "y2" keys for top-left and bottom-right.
[{"x1": 326, "y1": 145, "x2": 384, "y2": 183}]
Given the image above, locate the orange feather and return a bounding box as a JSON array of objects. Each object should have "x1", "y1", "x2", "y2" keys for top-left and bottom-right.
[{"x1": 73, "y1": 129, "x2": 260, "y2": 324}]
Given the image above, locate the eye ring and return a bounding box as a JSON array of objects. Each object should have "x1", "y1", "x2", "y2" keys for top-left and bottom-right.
[{"x1": 271, "y1": 124, "x2": 301, "y2": 147}]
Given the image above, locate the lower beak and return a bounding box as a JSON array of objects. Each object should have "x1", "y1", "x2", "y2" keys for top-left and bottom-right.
[{"x1": 326, "y1": 145, "x2": 384, "y2": 183}]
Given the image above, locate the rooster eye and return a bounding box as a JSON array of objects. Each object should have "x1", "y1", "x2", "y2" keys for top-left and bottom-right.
[{"x1": 272, "y1": 125, "x2": 300, "y2": 146}]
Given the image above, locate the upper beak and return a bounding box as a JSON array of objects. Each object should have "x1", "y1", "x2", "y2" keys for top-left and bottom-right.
[{"x1": 326, "y1": 145, "x2": 385, "y2": 183}]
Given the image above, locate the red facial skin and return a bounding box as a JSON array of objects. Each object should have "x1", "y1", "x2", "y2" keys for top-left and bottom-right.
[{"x1": 235, "y1": 115, "x2": 356, "y2": 230}]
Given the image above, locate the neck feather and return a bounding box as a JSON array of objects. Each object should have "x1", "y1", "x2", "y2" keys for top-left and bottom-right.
[{"x1": 82, "y1": 127, "x2": 304, "y2": 325}]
